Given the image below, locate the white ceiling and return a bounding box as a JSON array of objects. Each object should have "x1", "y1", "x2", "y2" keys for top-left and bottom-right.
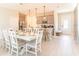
[{"x1": 0, "y1": 3, "x2": 77, "y2": 14}]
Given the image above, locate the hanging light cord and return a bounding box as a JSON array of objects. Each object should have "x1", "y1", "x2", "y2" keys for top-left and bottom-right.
[
  {"x1": 43, "y1": 6, "x2": 46, "y2": 17},
  {"x1": 35, "y1": 8, "x2": 37, "y2": 16},
  {"x1": 29, "y1": 9, "x2": 30, "y2": 16}
]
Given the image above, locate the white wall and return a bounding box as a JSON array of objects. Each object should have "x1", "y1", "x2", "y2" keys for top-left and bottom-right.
[
  {"x1": 0, "y1": 7, "x2": 19, "y2": 39},
  {"x1": 77, "y1": 5, "x2": 79, "y2": 34},
  {"x1": 54, "y1": 11, "x2": 58, "y2": 32},
  {"x1": 75, "y1": 4, "x2": 79, "y2": 42},
  {"x1": 9, "y1": 10, "x2": 19, "y2": 30},
  {"x1": 0, "y1": 7, "x2": 19, "y2": 30}
]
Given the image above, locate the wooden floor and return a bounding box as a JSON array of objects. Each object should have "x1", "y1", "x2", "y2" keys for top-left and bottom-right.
[
  {"x1": 0, "y1": 35, "x2": 79, "y2": 56},
  {"x1": 41, "y1": 35, "x2": 79, "y2": 56}
]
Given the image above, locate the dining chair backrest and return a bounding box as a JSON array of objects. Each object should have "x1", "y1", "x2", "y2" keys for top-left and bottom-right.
[
  {"x1": 32, "y1": 28, "x2": 43, "y2": 35},
  {"x1": 24, "y1": 28, "x2": 32, "y2": 33},
  {"x1": 26, "y1": 28, "x2": 43, "y2": 55},
  {"x1": 47, "y1": 28, "x2": 53, "y2": 34},
  {"x1": 23, "y1": 28, "x2": 27, "y2": 32},
  {"x1": 36, "y1": 30, "x2": 43, "y2": 44},
  {"x1": 0, "y1": 29, "x2": 3, "y2": 40},
  {"x1": 47, "y1": 28, "x2": 53, "y2": 40},
  {"x1": 2, "y1": 30, "x2": 11, "y2": 53},
  {"x1": 50, "y1": 28, "x2": 53, "y2": 33},
  {"x1": 24, "y1": 28, "x2": 38, "y2": 35},
  {"x1": 32, "y1": 28, "x2": 38, "y2": 34},
  {"x1": 9, "y1": 30, "x2": 17, "y2": 45},
  {"x1": 9, "y1": 30, "x2": 19, "y2": 55},
  {"x1": 0, "y1": 29, "x2": 3, "y2": 48},
  {"x1": 2, "y1": 30, "x2": 9, "y2": 42}
]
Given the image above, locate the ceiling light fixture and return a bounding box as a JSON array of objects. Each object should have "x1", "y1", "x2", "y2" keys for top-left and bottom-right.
[
  {"x1": 44, "y1": 6, "x2": 46, "y2": 19},
  {"x1": 29, "y1": 9, "x2": 30, "y2": 16},
  {"x1": 43, "y1": 5, "x2": 47, "y2": 24},
  {"x1": 35, "y1": 8, "x2": 37, "y2": 16}
]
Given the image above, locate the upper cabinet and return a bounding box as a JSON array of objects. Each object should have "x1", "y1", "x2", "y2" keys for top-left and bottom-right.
[
  {"x1": 37, "y1": 12, "x2": 54, "y2": 24},
  {"x1": 47, "y1": 15, "x2": 54, "y2": 24}
]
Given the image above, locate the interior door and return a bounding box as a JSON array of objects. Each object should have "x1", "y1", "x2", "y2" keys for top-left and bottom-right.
[{"x1": 58, "y1": 13, "x2": 73, "y2": 35}]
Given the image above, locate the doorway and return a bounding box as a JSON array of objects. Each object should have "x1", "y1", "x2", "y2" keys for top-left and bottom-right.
[{"x1": 58, "y1": 12, "x2": 74, "y2": 35}]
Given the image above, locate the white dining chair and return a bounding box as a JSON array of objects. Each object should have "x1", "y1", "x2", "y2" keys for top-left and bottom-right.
[
  {"x1": 26, "y1": 30, "x2": 43, "y2": 56},
  {"x1": 2, "y1": 30, "x2": 11, "y2": 53},
  {"x1": 47, "y1": 28, "x2": 53, "y2": 40},
  {"x1": 0, "y1": 30, "x2": 5, "y2": 49},
  {"x1": 9, "y1": 30, "x2": 26, "y2": 56},
  {"x1": 32, "y1": 28, "x2": 41, "y2": 35}
]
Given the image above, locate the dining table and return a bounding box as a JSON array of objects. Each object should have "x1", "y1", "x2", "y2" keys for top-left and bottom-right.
[{"x1": 16, "y1": 31, "x2": 36, "y2": 42}]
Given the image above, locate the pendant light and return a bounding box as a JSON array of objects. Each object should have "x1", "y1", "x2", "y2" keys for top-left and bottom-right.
[
  {"x1": 35, "y1": 8, "x2": 37, "y2": 16},
  {"x1": 28, "y1": 9, "x2": 31, "y2": 27},
  {"x1": 29, "y1": 9, "x2": 30, "y2": 16},
  {"x1": 43, "y1": 5, "x2": 47, "y2": 23},
  {"x1": 43, "y1": 6, "x2": 46, "y2": 19}
]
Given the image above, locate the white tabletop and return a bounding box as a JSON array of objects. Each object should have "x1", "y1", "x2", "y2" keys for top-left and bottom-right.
[{"x1": 16, "y1": 35, "x2": 36, "y2": 41}]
